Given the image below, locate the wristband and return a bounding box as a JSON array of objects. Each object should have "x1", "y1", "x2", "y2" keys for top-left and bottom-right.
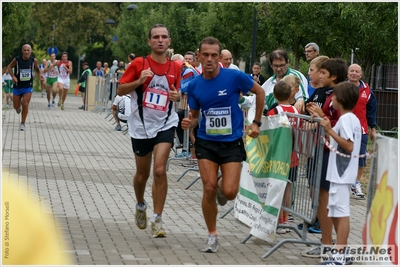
[{"x1": 253, "y1": 119, "x2": 262, "y2": 127}]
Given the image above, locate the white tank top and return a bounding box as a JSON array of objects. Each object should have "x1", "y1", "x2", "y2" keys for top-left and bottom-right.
[{"x1": 59, "y1": 62, "x2": 70, "y2": 79}]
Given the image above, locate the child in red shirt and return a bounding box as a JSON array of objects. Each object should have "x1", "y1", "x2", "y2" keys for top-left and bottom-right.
[{"x1": 267, "y1": 79, "x2": 300, "y2": 234}]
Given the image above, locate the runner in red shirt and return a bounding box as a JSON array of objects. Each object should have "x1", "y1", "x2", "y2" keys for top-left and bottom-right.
[{"x1": 117, "y1": 24, "x2": 181, "y2": 238}]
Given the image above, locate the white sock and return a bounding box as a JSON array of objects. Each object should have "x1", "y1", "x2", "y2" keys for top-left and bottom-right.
[
  {"x1": 136, "y1": 201, "x2": 147, "y2": 210},
  {"x1": 151, "y1": 214, "x2": 161, "y2": 222}
]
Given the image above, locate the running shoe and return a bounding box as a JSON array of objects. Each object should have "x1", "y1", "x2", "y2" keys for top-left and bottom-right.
[
  {"x1": 20, "y1": 123, "x2": 25, "y2": 131},
  {"x1": 115, "y1": 124, "x2": 122, "y2": 131},
  {"x1": 277, "y1": 222, "x2": 291, "y2": 234},
  {"x1": 202, "y1": 234, "x2": 218, "y2": 253},
  {"x1": 320, "y1": 261, "x2": 344, "y2": 265},
  {"x1": 351, "y1": 181, "x2": 365, "y2": 199},
  {"x1": 276, "y1": 227, "x2": 288, "y2": 234},
  {"x1": 135, "y1": 202, "x2": 147, "y2": 229},
  {"x1": 301, "y1": 245, "x2": 325, "y2": 258},
  {"x1": 345, "y1": 256, "x2": 353, "y2": 265},
  {"x1": 308, "y1": 221, "x2": 322, "y2": 234},
  {"x1": 47, "y1": 103, "x2": 51, "y2": 110},
  {"x1": 61, "y1": 104, "x2": 65, "y2": 110},
  {"x1": 301, "y1": 240, "x2": 336, "y2": 258},
  {"x1": 51, "y1": 100, "x2": 55, "y2": 107},
  {"x1": 151, "y1": 217, "x2": 166, "y2": 238},
  {"x1": 298, "y1": 221, "x2": 321, "y2": 234},
  {"x1": 57, "y1": 100, "x2": 62, "y2": 107},
  {"x1": 282, "y1": 222, "x2": 291, "y2": 232},
  {"x1": 16, "y1": 108, "x2": 21, "y2": 114},
  {"x1": 176, "y1": 151, "x2": 189, "y2": 158}
]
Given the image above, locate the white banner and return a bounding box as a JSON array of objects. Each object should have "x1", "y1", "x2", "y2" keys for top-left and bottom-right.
[
  {"x1": 363, "y1": 135, "x2": 398, "y2": 265},
  {"x1": 235, "y1": 113, "x2": 292, "y2": 243}
]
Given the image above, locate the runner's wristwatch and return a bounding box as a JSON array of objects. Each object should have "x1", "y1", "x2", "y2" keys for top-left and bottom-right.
[{"x1": 252, "y1": 120, "x2": 262, "y2": 127}]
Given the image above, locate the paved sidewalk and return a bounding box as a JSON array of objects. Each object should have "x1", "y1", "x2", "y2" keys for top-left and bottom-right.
[{"x1": 2, "y1": 92, "x2": 368, "y2": 265}]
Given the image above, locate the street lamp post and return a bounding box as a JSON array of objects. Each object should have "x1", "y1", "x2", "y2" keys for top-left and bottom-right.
[
  {"x1": 52, "y1": 23, "x2": 56, "y2": 47},
  {"x1": 104, "y1": 4, "x2": 138, "y2": 60},
  {"x1": 77, "y1": 54, "x2": 85, "y2": 80},
  {"x1": 351, "y1": 48, "x2": 359, "y2": 64},
  {"x1": 251, "y1": 8, "x2": 258, "y2": 68}
]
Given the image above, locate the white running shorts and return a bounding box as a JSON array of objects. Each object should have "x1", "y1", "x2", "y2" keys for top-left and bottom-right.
[
  {"x1": 327, "y1": 183, "x2": 352, "y2": 218},
  {"x1": 58, "y1": 77, "x2": 70, "y2": 89}
]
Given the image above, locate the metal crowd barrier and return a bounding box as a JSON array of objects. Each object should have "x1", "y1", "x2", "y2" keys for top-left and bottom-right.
[
  {"x1": 218, "y1": 109, "x2": 249, "y2": 219},
  {"x1": 167, "y1": 94, "x2": 194, "y2": 162},
  {"x1": 90, "y1": 76, "x2": 106, "y2": 113},
  {"x1": 164, "y1": 94, "x2": 201, "y2": 189},
  {"x1": 91, "y1": 72, "x2": 122, "y2": 115},
  {"x1": 241, "y1": 112, "x2": 326, "y2": 259},
  {"x1": 91, "y1": 72, "x2": 128, "y2": 135},
  {"x1": 103, "y1": 73, "x2": 115, "y2": 118}
]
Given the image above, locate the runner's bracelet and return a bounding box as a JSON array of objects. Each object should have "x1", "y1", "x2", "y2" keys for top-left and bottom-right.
[{"x1": 253, "y1": 120, "x2": 262, "y2": 127}]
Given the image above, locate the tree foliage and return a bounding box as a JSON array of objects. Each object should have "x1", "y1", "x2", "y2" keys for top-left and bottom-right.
[
  {"x1": 255, "y1": 2, "x2": 398, "y2": 76},
  {"x1": 31, "y1": 41, "x2": 49, "y2": 92},
  {"x1": 111, "y1": 2, "x2": 255, "y2": 64},
  {"x1": 112, "y1": 3, "x2": 205, "y2": 60},
  {"x1": 30, "y1": 3, "x2": 122, "y2": 50},
  {"x1": 2, "y1": 2, "x2": 398, "y2": 80},
  {"x1": 2, "y1": 2, "x2": 32, "y2": 60},
  {"x1": 195, "y1": 3, "x2": 254, "y2": 62},
  {"x1": 337, "y1": 2, "x2": 398, "y2": 76}
]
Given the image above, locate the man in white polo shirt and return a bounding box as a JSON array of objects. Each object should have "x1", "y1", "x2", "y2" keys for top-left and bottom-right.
[{"x1": 262, "y1": 49, "x2": 308, "y2": 113}]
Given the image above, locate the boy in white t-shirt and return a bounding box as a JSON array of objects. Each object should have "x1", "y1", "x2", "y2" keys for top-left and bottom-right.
[
  {"x1": 111, "y1": 94, "x2": 131, "y2": 131},
  {"x1": 311, "y1": 82, "x2": 362, "y2": 265}
]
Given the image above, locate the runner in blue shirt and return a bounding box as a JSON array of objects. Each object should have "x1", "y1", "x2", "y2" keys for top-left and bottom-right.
[
  {"x1": 7, "y1": 44, "x2": 44, "y2": 131},
  {"x1": 181, "y1": 37, "x2": 265, "y2": 253}
]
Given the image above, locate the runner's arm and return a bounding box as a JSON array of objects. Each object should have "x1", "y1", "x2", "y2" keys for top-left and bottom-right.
[
  {"x1": 117, "y1": 79, "x2": 144, "y2": 96},
  {"x1": 249, "y1": 82, "x2": 265, "y2": 123},
  {"x1": 181, "y1": 109, "x2": 199, "y2": 131},
  {"x1": 44, "y1": 62, "x2": 49, "y2": 73},
  {"x1": 7, "y1": 59, "x2": 17, "y2": 83},
  {"x1": 247, "y1": 82, "x2": 265, "y2": 138},
  {"x1": 321, "y1": 117, "x2": 354, "y2": 153},
  {"x1": 33, "y1": 59, "x2": 44, "y2": 80},
  {"x1": 117, "y1": 67, "x2": 153, "y2": 96},
  {"x1": 67, "y1": 61, "x2": 73, "y2": 74}
]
